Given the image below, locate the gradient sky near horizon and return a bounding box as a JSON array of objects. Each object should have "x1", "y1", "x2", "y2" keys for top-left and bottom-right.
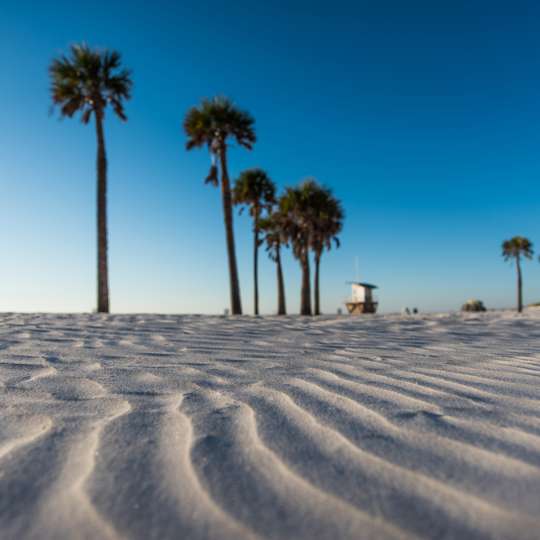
[{"x1": 2, "y1": 0, "x2": 540, "y2": 314}]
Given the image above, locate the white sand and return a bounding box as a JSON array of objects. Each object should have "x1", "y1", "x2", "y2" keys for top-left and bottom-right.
[{"x1": 1, "y1": 311, "x2": 540, "y2": 539}]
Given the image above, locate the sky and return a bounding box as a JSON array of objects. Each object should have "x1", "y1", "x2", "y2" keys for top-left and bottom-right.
[{"x1": 1, "y1": 0, "x2": 540, "y2": 314}]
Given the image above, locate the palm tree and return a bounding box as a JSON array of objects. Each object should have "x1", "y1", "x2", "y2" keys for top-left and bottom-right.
[
  {"x1": 502, "y1": 236, "x2": 534, "y2": 312},
  {"x1": 184, "y1": 97, "x2": 256, "y2": 315},
  {"x1": 50, "y1": 44, "x2": 132, "y2": 313},
  {"x1": 260, "y1": 210, "x2": 287, "y2": 315},
  {"x1": 310, "y1": 187, "x2": 344, "y2": 315},
  {"x1": 233, "y1": 169, "x2": 276, "y2": 315},
  {"x1": 280, "y1": 180, "x2": 320, "y2": 315}
]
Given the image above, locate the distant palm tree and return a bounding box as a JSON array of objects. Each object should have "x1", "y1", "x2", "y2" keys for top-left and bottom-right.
[
  {"x1": 310, "y1": 187, "x2": 344, "y2": 315},
  {"x1": 280, "y1": 180, "x2": 320, "y2": 315},
  {"x1": 233, "y1": 169, "x2": 276, "y2": 315},
  {"x1": 50, "y1": 44, "x2": 132, "y2": 313},
  {"x1": 502, "y1": 236, "x2": 534, "y2": 312},
  {"x1": 260, "y1": 209, "x2": 287, "y2": 315},
  {"x1": 184, "y1": 97, "x2": 256, "y2": 315}
]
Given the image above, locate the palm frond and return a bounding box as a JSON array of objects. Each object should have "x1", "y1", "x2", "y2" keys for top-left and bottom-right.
[
  {"x1": 233, "y1": 168, "x2": 276, "y2": 212},
  {"x1": 502, "y1": 236, "x2": 534, "y2": 261},
  {"x1": 49, "y1": 43, "x2": 132, "y2": 123},
  {"x1": 183, "y1": 96, "x2": 256, "y2": 152}
]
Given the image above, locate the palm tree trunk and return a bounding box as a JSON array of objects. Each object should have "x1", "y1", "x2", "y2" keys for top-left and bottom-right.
[
  {"x1": 253, "y1": 214, "x2": 259, "y2": 316},
  {"x1": 276, "y1": 244, "x2": 286, "y2": 315},
  {"x1": 314, "y1": 251, "x2": 321, "y2": 316},
  {"x1": 95, "y1": 114, "x2": 109, "y2": 313},
  {"x1": 516, "y1": 255, "x2": 523, "y2": 313},
  {"x1": 300, "y1": 251, "x2": 312, "y2": 316},
  {"x1": 218, "y1": 145, "x2": 242, "y2": 315}
]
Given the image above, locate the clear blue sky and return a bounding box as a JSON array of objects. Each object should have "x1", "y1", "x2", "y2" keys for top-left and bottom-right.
[{"x1": 2, "y1": 0, "x2": 540, "y2": 314}]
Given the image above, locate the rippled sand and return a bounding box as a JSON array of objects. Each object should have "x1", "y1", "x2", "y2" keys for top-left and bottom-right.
[{"x1": 1, "y1": 311, "x2": 540, "y2": 539}]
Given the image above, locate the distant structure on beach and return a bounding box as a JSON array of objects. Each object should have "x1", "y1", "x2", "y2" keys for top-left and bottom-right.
[
  {"x1": 461, "y1": 299, "x2": 486, "y2": 312},
  {"x1": 345, "y1": 282, "x2": 378, "y2": 314}
]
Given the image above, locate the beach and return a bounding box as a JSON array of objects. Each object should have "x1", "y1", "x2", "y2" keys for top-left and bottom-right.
[{"x1": 1, "y1": 310, "x2": 540, "y2": 539}]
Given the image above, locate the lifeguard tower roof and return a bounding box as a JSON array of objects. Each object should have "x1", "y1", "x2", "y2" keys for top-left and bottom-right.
[{"x1": 348, "y1": 282, "x2": 378, "y2": 289}]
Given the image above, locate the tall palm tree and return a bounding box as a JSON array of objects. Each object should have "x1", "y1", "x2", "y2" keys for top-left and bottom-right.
[
  {"x1": 50, "y1": 44, "x2": 132, "y2": 313},
  {"x1": 260, "y1": 209, "x2": 287, "y2": 315},
  {"x1": 502, "y1": 236, "x2": 534, "y2": 312},
  {"x1": 310, "y1": 187, "x2": 344, "y2": 316},
  {"x1": 233, "y1": 169, "x2": 276, "y2": 315},
  {"x1": 184, "y1": 97, "x2": 256, "y2": 315},
  {"x1": 280, "y1": 180, "x2": 320, "y2": 315}
]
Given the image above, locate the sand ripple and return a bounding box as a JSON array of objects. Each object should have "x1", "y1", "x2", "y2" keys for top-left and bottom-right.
[{"x1": 0, "y1": 311, "x2": 540, "y2": 539}]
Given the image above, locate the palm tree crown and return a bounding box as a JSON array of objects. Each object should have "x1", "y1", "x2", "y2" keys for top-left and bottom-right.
[
  {"x1": 233, "y1": 169, "x2": 276, "y2": 216},
  {"x1": 279, "y1": 180, "x2": 318, "y2": 259},
  {"x1": 502, "y1": 237, "x2": 533, "y2": 261},
  {"x1": 50, "y1": 44, "x2": 132, "y2": 122},
  {"x1": 184, "y1": 96, "x2": 255, "y2": 156},
  {"x1": 310, "y1": 186, "x2": 344, "y2": 256}
]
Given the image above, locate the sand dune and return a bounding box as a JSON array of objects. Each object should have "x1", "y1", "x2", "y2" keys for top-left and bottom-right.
[{"x1": 1, "y1": 311, "x2": 540, "y2": 539}]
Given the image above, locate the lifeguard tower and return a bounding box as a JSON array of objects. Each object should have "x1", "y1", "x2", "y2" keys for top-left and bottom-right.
[{"x1": 345, "y1": 282, "x2": 378, "y2": 314}]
